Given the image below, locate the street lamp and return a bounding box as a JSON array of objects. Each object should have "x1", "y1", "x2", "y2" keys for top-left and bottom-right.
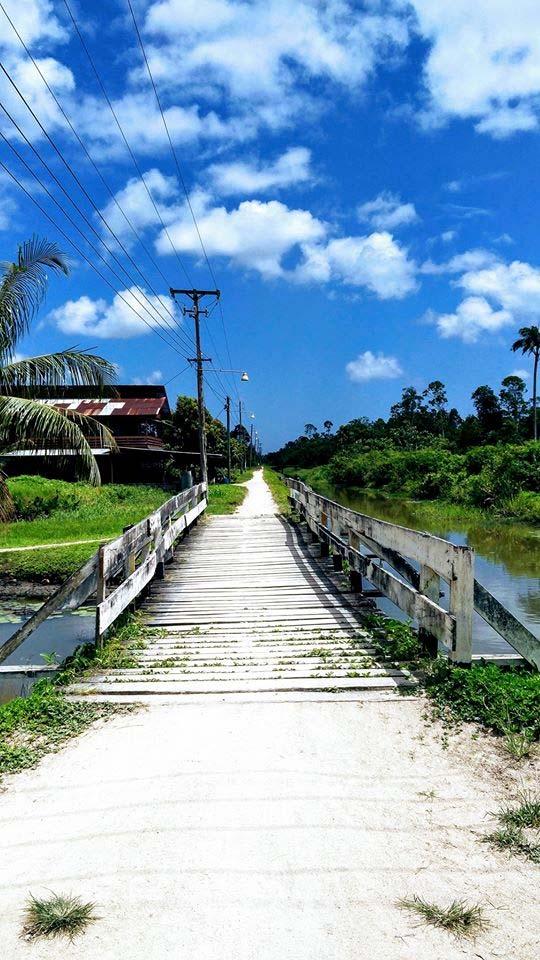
[{"x1": 213, "y1": 368, "x2": 249, "y2": 381}]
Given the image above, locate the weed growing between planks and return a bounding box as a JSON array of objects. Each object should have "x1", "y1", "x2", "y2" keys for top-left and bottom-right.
[
  {"x1": 397, "y1": 896, "x2": 489, "y2": 938},
  {"x1": 360, "y1": 613, "x2": 422, "y2": 663},
  {"x1": 22, "y1": 892, "x2": 97, "y2": 942}
]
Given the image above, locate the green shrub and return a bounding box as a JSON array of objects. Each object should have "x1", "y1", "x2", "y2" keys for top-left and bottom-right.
[{"x1": 425, "y1": 661, "x2": 540, "y2": 737}]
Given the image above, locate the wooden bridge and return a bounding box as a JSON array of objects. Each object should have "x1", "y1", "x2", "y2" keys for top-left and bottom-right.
[{"x1": 1, "y1": 470, "x2": 538, "y2": 695}]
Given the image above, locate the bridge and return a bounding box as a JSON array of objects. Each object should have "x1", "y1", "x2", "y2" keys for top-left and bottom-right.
[{"x1": 1, "y1": 469, "x2": 538, "y2": 687}]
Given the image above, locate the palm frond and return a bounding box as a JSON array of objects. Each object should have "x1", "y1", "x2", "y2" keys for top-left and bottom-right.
[
  {"x1": 0, "y1": 349, "x2": 117, "y2": 393},
  {"x1": 0, "y1": 471, "x2": 14, "y2": 522},
  {"x1": 0, "y1": 236, "x2": 69, "y2": 359},
  {"x1": 0, "y1": 397, "x2": 117, "y2": 486}
]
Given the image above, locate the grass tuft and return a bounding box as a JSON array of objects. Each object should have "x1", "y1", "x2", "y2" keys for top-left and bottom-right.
[
  {"x1": 484, "y1": 790, "x2": 540, "y2": 863},
  {"x1": 22, "y1": 892, "x2": 97, "y2": 941},
  {"x1": 397, "y1": 895, "x2": 489, "y2": 938}
]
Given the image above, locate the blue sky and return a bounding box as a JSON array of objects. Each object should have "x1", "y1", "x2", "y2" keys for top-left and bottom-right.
[{"x1": 2, "y1": 1, "x2": 540, "y2": 450}]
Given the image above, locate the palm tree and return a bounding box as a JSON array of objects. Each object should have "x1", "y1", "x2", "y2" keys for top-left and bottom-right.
[
  {"x1": 0, "y1": 237, "x2": 117, "y2": 517},
  {"x1": 512, "y1": 326, "x2": 540, "y2": 440}
]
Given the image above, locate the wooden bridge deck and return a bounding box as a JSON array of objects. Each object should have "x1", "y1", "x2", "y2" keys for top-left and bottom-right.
[{"x1": 71, "y1": 476, "x2": 415, "y2": 699}]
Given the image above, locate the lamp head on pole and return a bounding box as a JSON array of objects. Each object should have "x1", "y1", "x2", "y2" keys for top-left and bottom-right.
[{"x1": 241, "y1": 372, "x2": 249, "y2": 382}]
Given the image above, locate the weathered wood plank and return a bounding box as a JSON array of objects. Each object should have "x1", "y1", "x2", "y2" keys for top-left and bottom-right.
[{"x1": 474, "y1": 580, "x2": 540, "y2": 669}]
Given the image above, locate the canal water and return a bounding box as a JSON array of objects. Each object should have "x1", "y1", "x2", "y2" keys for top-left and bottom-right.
[
  {"x1": 305, "y1": 482, "x2": 540, "y2": 658},
  {"x1": 0, "y1": 604, "x2": 95, "y2": 704}
]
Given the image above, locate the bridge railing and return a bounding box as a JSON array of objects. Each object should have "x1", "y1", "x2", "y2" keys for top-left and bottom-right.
[
  {"x1": 0, "y1": 482, "x2": 207, "y2": 665},
  {"x1": 286, "y1": 477, "x2": 540, "y2": 669}
]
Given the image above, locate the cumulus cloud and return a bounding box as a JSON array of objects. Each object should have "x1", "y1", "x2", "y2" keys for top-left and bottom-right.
[
  {"x1": 0, "y1": 0, "x2": 66, "y2": 50},
  {"x1": 411, "y1": 0, "x2": 540, "y2": 137},
  {"x1": 207, "y1": 147, "x2": 312, "y2": 195},
  {"x1": 142, "y1": 0, "x2": 409, "y2": 130},
  {"x1": 98, "y1": 168, "x2": 180, "y2": 242},
  {"x1": 421, "y1": 248, "x2": 499, "y2": 275},
  {"x1": 48, "y1": 288, "x2": 174, "y2": 339},
  {"x1": 297, "y1": 232, "x2": 418, "y2": 298},
  {"x1": 432, "y1": 296, "x2": 513, "y2": 343},
  {"x1": 458, "y1": 260, "x2": 540, "y2": 315},
  {"x1": 357, "y1": 191, "x2": 418, "y2": 230},
  {"x1": 511, "y1": 368, "x2": 530, "y2": 381},
  {"x1": 346, "y1": 351, "x2": 403, "y2": 382}
]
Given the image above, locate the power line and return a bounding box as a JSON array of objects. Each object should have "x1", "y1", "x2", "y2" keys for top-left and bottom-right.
[
  {"x1": 0, "y1": 158, "x2": 193, "y2": 361},
  {"x1": 61, "y1": 0, "x2": 194, "y2": 291},
  {"x1": 124, "y1": 0, "x2": 242, "y2": 406},
  {"x1": 0, "y1": 122, "x2": 192, "y2": 360},
  {"x1": 0, "y1": 62, "x2": 195, "y2": 357},
  {"x1": 0, "y1": 1, "x2": 193, "y2": 354}
]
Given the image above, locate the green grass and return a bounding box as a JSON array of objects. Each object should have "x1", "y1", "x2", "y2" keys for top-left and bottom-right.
[
  {"x1": 0, "y1": 612, "x2": 152, "y2": 781},
  {"x1": 231, "y1": 467, "x2": 255, "y2": 483},
  {"x1": 263, "y1": 466, "x2": 291, "y2": 516},
  {"x1": 397, "y1": 896, "x2": 489, "y2": 938},
  {"x1": 0, "y1": 477, "x2": 169, "y2": 582},
  {"x1": 0, "y1": 680, "x2": 118, "y2": 779},
  {"x1": 207, "y1": 482, "x2": 247, "y2": 514},
  {"x1": 361, "y1": 613, "x2": 422, "y2": 662},
  {"x1": 484, "y1": 790, "x2": 540, "y2": 863},
  {"x1": 22, "y1": 893, "x2": 97, "y2": 941},
  {"x1": 424, "y1": 660, "x2": 540, "y2": 739}
]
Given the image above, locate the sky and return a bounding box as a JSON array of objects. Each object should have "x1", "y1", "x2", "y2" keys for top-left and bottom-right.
[{"x1": 1, "y1": 1, "x2": 540, "y2": 451}]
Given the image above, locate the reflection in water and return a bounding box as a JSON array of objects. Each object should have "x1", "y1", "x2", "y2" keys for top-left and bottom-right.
[{"x1": 309, "y1": 482, "x2": 540, "y2": 657}]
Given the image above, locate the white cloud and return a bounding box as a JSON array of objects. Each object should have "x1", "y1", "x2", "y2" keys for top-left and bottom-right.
[
  {"x1": 346, "y1": 350, "x2": 403, "y2": 382},
  {"x1": 433, "y1": 296, "x2": 513, "y2": 343},
  {"x1": 0, "y1": 54, "x2": 75, "y2": 143},
  {"x1": 48, "y1": 289, "x2": 174, "y2": 339},
  {"x1": 207, "y1": 147, "x2": 312, "y2": 195},
  {"x1": 357, "y1": 191, "x2": 418, "y2": 230},
  {"x1": 138, "y1": 369, "x2": 164, "y2": 384},
  {"x1": 298, "y1": 232, "x2": 417, "y2": 299},
  {"x1": 411, "y1": 0, "x2": 540, "y2": 137},
  {"x1": 142, "y1": 0, "x2": 409, "y2": 131},
  {"x1": 441, "y1": 230, "x2": 457, "y2": 243},
  {"x1": 421, "y1": 248, "x2": 499, "y2": 275},
  {"x1": 0, "y1": 0, "x2": 66, "y2": 51},
  {"x1": 0, "y1": 171, "x2": 17, "y2": 230},
  {"x1": 459, "y1": 260, "x2": 540, "y2": 315},
  {"x1": 511, "y1": 368, "x2": 530, "y2": 381},
  {"x1": 98, "y1": 168, "x2": 180, "y2": 242},
  {"x1": 157, "y1": 193, "x2": 325, "y2": 279}
]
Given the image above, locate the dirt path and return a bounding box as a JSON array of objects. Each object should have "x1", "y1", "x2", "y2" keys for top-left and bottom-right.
[
  {"x1": 236, "y1": 467, "x2": 278, "y2": 516},
  {"x1": 0, "y1": 537, "x2": 106, "y2": 553},
  {"x1": 0, "y1": 697, "x2": 538, "y2": 959}
]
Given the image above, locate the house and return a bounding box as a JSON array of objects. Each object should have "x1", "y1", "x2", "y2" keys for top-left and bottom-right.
[{"x1": 1, "y1": 384, "x2": 223, "y2": 484}]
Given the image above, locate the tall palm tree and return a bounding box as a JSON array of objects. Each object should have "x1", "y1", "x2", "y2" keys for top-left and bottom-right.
[
  {"x1": 512, "y1": 325, "x2": 540, "y2": 440},
  {"x1": 0, "y1": 237, "x2": 117, "y2": 518}
]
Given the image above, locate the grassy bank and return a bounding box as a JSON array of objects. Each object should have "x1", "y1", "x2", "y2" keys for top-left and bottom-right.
[
  {"x1": 0, "y1": 476, "x2": 249, "y2": 582},
  {"x1": 289, "y1": 461, "x2": 540, "y2": 528},
  {"x1": 263, "y1": 466, "x2": 291, "y2": 515}
]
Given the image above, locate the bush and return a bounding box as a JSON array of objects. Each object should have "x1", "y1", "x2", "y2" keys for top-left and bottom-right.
[{"x1": 425, "y1": 661, "x2": 540, "y2": 737}]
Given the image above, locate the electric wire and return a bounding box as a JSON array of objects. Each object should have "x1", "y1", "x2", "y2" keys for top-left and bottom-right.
[
  {"x1": 0, "y1": 159, "x2": 194, "y2": 361},
  {"x1": 0, "y1": 125, "x2": 193, "y2": 361},
  {"x1": 0, "y1": 0, "x2": 194, "y2": 355},
  {"x1": 124, "y1": 0, "x2": 242, "y2": 406},
  {"x1": 0, "y1": 64, "x2": 195, "y2": 357},
  {"x1": 61, "y1": 0, "x2": 194, "y2": 290}
]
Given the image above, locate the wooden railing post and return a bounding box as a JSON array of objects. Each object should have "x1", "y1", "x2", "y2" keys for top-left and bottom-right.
[
  {"x1": 448, "y1": 550, "x2": 474, "y2": 665},
  {"x1": 95, "y1": 544, "x2": 107, "y2": 648},
  {"x1": 418, "y1": 564, "x2": 440, "y2": 656}
]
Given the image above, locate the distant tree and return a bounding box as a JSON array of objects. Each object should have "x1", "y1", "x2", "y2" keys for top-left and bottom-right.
[
  {"x1": 323, "y1": 419, "x2": 333, "y2": 434},
  {"x1": 472, "y1": 385, "x2": 503, "y2": 438},
  {"x1": 164, "y1": 396, "x2": 227, "y2": 454},
  {"x1": 389, "y1": 386, "x2": 425, "y2": 425},
  {"x1": 304, "y1": 422, "x2": 317, "y2": 438},
  {"x1": 423, "y1": 380, "x2": 448, "y2": 435},
  {"x1": 499, "y1": 375, "x2": 528, "y2": 432},
  {"x1": 512, "y1": 326, "x2": 540, "y2": 440}
]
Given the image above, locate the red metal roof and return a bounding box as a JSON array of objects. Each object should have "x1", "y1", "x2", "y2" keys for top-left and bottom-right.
[{"x1": 41, "y1": 398, "x2": 168, "y2": 417}]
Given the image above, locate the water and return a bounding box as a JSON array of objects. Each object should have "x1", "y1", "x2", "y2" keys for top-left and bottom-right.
[
  {"x1": 0, "y1": 605, "x2": 95, "y2": 703},
  {"x1": 308, "y1": 483, "x2": 540, "y2": 658}
]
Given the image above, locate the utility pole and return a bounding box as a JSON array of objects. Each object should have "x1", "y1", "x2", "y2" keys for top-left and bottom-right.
[
  {"x1": 238, "y1": 400, "x2": 245, "y2": 470},
  {"x1": 249, "y1": 422, "x2": 254, "y2": 467},
  {"x1": 225, "y1": 395, "x2": 232, "y2": 483},
  {"x1": 170, "y1": 288, "x2": 219, "y2": 487}
]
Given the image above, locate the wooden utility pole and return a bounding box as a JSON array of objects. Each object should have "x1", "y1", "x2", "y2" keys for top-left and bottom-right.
[
  {"x1": 225, "y1": 395, "x2": 232, "y2": 482},
  {"x1": 170, "y1": 288, "x2": 219, "y2": 487}
]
